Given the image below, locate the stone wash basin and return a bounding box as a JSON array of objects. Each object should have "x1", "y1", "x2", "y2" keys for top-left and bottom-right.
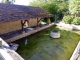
[{"x1": 50, "y1": 30, "x2": 60, "y2": 38}]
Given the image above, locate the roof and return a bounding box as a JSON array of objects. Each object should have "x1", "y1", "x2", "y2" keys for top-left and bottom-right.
[
  {"x1": 0, "y1": 3, "x2": 53, "y2": 22},
  {"x1": 15, "y1": 5, "x2": 53, "y2": 18}
]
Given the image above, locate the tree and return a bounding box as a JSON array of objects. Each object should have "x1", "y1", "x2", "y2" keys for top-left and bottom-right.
[
  {"x1": 1, "y1": 0, "x2": 15, "y2": 4},
  {"x1": 30, "y1": 0, "x2": 60, "y2": 14},
  {"x1": 69, "y1": 0, "x2": 80, "y2": 17},
  {"x1": 30, "y1": 0, "x2": 69, "y2": 20}
]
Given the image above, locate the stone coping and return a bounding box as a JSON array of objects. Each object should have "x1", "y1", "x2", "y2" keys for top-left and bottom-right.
[{"x1": 70, "y1": 41, "x2": 80, "y2": 60}]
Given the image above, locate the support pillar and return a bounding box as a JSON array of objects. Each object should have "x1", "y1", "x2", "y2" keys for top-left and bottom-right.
[
  {"x1": 21, "y1": 20, "x2": 29, "y2": 34},
  {"x1": 21, "y1": 20, "x2": 25, "y2": 34},
  {"x1": 47, "y1": 18, "x2": 51, "y2": 25},
  {"x1": 36, "y1": 18, "x2": 41, "y2": 29}
]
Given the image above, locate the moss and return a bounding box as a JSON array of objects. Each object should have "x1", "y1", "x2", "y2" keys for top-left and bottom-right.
[{"x1": 16, "y1": 26, "x2": 80, "y2": 60}]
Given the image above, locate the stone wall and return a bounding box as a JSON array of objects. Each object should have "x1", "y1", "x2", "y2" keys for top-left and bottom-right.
[
  {"x1": 0, "y1": 18, "x2": 41, "y2": 34},
  {"x1": 0, "y1": 20, "x2": 21, "y2": 34}
]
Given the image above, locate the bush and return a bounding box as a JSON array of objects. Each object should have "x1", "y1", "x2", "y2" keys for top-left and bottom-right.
[
  {"x1": 72, "y1": 17, "x2": 80, "y2": 25},
  {"x1": 62, "y1": 15, "x2": 74, "y2": 24}
]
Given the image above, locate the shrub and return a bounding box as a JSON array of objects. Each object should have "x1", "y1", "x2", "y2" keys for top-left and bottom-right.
[
  {"x1": 72, "y1": 17, "x2": 80, "y2": 25},
  {"x1": 62, "y1": 15, "x2": 74, "y2": 24}
]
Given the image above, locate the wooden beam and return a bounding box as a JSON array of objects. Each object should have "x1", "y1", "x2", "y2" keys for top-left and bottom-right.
[
  {"x1": 37, "y1": 18, "x2": 41, "y2": 29},
  {"x1": 21, "y1": 20, "x2": 25, "y2": 34},
  {"x1": 47, "y1": 18, "x2": 51, "y2": 25}
]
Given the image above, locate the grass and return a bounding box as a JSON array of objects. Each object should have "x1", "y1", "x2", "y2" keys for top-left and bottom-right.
[{"x1": 15, "y1": 26, "x2": 80, "y2": 60}]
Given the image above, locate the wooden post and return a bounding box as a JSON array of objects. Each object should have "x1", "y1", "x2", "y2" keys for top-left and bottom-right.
[
  {"x1": 37, "y1": 18, "x2": 39, "y2": 29},
  {"x1": 37, "y1": 18, "x2": 41, "y2": 29},
  {"x1": 47, "y1": 18, "x2": 51, "y2": 25},
  {"x1": 21, "y1": 20, "x2": 25, "y2": 34}
]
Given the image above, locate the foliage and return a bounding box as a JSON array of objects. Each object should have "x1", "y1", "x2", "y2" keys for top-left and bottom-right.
[
  {"x1": 30, "y1": 0, "x2": 59, "y2": 14},
  {"x1": 69, "y1": 0, "x2": 80, "y2": 16},
  {"x1": 72, "y1": 17, "x2": 80, "y2": 25},
  {"x1": 29, "y1": 0, "x2": 69, "y2": 20},
  {"x1": 57, "y1": 0, "x2": 69, "y2": 13},
  {"x1": 62, "y1": 15, "x2": 74, "y2": 24},
  {"x1": 1, "y1": 0, "x2": 15, "y2": 4}
]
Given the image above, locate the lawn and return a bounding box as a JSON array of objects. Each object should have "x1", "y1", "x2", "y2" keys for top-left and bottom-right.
[{"x1": 15, "y1": 26, "x2": 80, "y2": 60}]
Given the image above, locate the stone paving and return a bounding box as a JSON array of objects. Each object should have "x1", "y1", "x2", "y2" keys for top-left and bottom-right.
[{"x1": 56, "y1": 21, "x2": 80, "y2": 31}]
